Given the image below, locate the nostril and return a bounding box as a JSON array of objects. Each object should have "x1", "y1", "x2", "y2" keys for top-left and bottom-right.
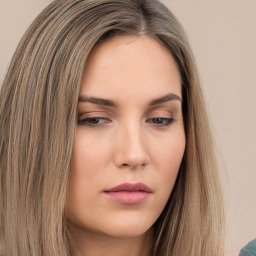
[
  {"x1": 121, "y1": 162, "x2": 146, "y2": 169},
  {"x1": 122, "y1": 163, "x2": 135, "y2": 169}
]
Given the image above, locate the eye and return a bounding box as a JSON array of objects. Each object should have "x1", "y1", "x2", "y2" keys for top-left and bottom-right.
[
  {"x1": 147, "y1": 117, "x2": 174, "y2": 126},
  {"x1": 78, "y1": 117, "x2": 110, "y2": 126}
]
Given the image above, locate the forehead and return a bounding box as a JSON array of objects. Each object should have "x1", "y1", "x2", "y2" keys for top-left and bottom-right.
[{"x1": 80, "y1": 35, "x2": 182, "y2": 101}]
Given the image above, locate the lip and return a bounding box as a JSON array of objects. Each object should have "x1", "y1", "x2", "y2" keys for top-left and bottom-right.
[{"x1": 103, "y1": 182, "x2": 152, "y2": 204}]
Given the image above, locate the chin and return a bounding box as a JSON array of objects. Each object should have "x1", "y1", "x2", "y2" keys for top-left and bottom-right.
[
  {"x1": 103, "y1": 224, "x2": 152, "y2": 239},
  {"x1": 92, "y1": 213, "x2": 156, "y2": 239}
]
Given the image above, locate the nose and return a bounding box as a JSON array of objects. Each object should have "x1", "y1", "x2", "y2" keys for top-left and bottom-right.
[{"x1": 113, "y1": 122, "x2": 149, "y2": 169}]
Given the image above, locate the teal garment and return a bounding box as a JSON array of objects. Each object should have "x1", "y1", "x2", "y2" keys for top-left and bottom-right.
[{"x1": 239, "y1": 239, "x2": 256, "y2": 256}]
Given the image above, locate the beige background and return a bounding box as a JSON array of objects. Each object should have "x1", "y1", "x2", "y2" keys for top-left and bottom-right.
[{"x1": 0, "y1": 0, "x2": 255, "y2": 255}]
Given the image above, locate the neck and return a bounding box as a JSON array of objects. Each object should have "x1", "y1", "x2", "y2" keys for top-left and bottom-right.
[{"x1": 67, "y1": 225, "x2": 153, "y2": 256}]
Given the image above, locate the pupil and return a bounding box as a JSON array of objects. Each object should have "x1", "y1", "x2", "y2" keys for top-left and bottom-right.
[
  {"x1": 90, "y1": 118, "x2": 99, "y2": 124},
  {"x1": 154, "y1": 118, "x2": 163, "y2": 124}
]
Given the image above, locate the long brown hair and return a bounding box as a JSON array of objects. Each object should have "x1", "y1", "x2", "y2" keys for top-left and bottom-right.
[{"x1": 0, "y1": 0, "x2": 225, "y2": 255}]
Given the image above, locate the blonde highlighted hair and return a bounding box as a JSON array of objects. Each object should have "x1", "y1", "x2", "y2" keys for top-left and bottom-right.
[{"x1": 0, "y1": 0, "x2": 225, "y2": 255}]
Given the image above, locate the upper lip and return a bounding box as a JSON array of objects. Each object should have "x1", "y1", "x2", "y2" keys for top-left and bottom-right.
[{"x1": 105, "y1": 182, "x2": 152, "y2": 193}]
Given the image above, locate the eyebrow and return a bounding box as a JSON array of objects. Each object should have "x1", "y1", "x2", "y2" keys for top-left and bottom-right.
[
  {"x1": 78, "y1": 93, "x2": 182, "y2": 107},
  {"x1": 78, "y1": 96, "x2": 119, "y2": 107},
  {"x1": 149, "y1": 93, "x2": 182, "y2": 106}
]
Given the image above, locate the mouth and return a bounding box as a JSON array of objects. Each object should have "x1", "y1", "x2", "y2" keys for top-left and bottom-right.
[{"x1": 103, "y1": 182, "x2": 152, "y2": 204}]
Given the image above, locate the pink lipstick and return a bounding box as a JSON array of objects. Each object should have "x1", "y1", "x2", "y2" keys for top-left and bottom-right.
[{"x1": 104, "y1": 182, "x2": 152, "y2": 204}]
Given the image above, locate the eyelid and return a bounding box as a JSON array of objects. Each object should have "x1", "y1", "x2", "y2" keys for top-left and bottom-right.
[
  {"x1": 77, "y1": 110, "x2": 112, "y2": 126},
  {"x1": 147, "y1": 109, "x2": 173, "y2": 118},
  {"x1": 78, "y1": 110, "x2": 109, "y2": 118}
]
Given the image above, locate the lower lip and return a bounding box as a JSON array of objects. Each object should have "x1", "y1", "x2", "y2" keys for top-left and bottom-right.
[{"x1": 103, "y1": 191, "x2": 151, "y2": 204}]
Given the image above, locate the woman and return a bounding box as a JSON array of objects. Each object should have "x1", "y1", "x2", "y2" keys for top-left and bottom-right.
[{"x1": 0, "y1": 0, "x2": 225, "y2": 255}]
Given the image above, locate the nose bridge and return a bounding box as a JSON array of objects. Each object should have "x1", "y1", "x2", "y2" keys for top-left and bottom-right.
[{"x1": 114, "y1": 119, "x2": 148, "y2": 169}]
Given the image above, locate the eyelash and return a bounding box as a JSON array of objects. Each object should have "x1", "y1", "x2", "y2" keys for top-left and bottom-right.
[
  {"x1": 78, "y1": 117, "x2": 109, "y2": 126},
  {"x1": 147, "y1": 117, "x2": 175, "y2": 126},
  {"x1": 78, "y1": 117, "x2": 175, "y2": 127}
]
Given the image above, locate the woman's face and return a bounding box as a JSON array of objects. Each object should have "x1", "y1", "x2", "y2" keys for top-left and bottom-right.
[{"x1": 65, "y1": 35, "x2": 185, "y2": 239}]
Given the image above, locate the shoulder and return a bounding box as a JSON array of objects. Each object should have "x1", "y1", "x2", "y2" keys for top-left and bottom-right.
[{"x1": 239, "y1": 239, "x2": 256, "y2": 256}]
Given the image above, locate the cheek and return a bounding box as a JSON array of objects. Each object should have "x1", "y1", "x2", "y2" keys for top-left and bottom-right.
[
  {"x1": 65, "y1": 132, "x2": 110, "y2": 218},
  {"x1": 154, "y1": 131, "x2": 185, "y2": 172},
  {"x1": 151, "y1": 130, "x2": 185, "y2": 196},
  {"x1": 165, "y1": 141, "x2": 185, "y2": 177},
  {"x1": 70, "y1": 130, "x2": 112, "y2": 179}
]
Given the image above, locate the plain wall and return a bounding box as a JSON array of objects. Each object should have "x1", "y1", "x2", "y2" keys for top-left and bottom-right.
[{"x1": 0, "y1": 1, "x2": 255, "y2": 255}]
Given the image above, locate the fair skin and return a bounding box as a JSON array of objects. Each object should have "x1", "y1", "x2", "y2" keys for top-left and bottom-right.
[{"x1": 65, "y1": 35, "x2": 186, "y2": 256}]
